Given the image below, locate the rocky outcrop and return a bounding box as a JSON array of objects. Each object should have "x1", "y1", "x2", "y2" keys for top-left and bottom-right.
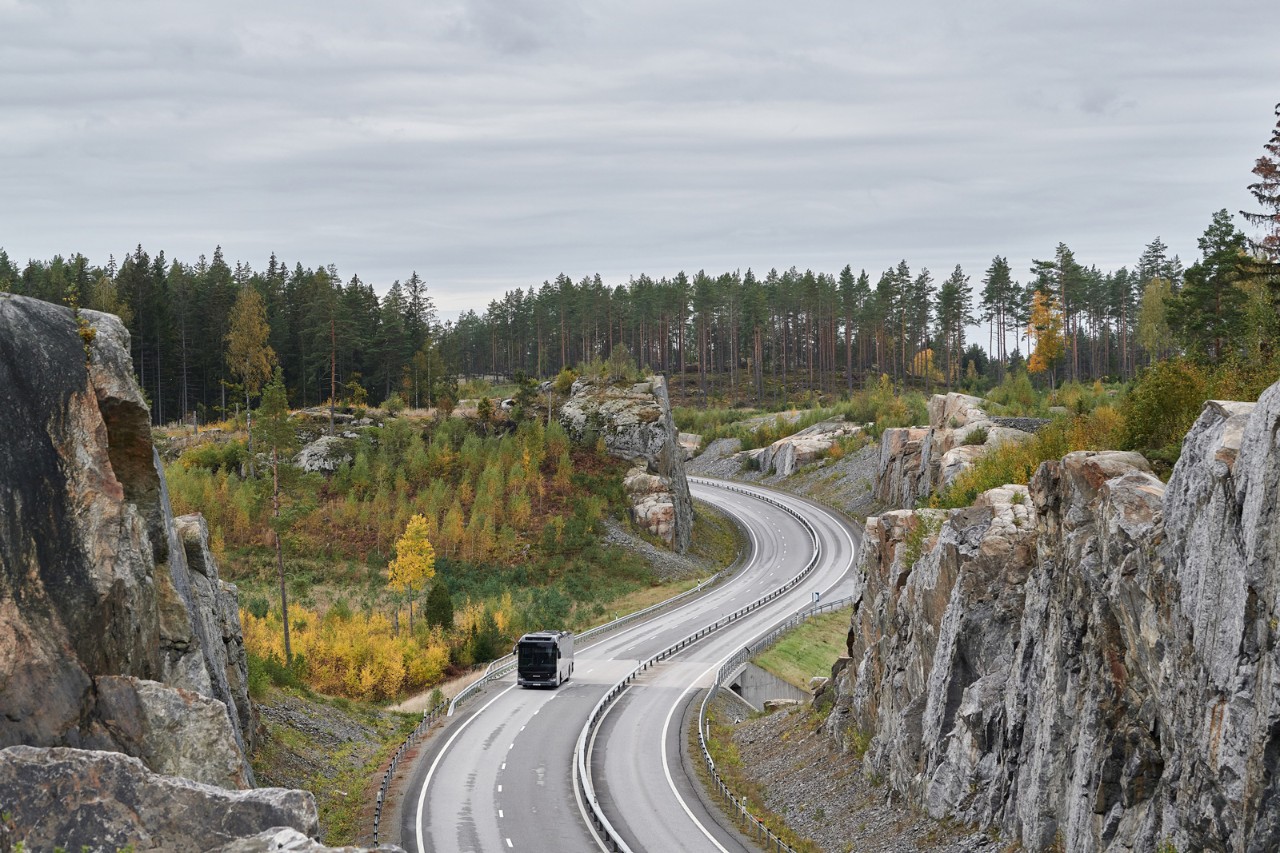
[
  {"x1": 748, "y1": 419, "x2": 866, "y2": 477},
  {"x1": 0, "y1": 746, "x2": 316, "y2": 852},
  {"x1": 824, "y1": 381, "x2": 1280, "y2": 852},
  {"x1": 559, "y1": 375, "x2": 692, "y2": 552},
  {"x1": 295, "y1": 435, "x2": 355, "y2": 473},
  {"x1": 873, "y1": 392, "x2": 1036, "y2": 507},
  {"x1": 0, "y1": 297, "x2": 254, "y2": 775}
]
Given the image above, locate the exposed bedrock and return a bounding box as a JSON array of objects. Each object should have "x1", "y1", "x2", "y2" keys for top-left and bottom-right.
[
  {"x1": 873, "y1": 392, "x2": 1040, "y2": 508},
  {"x1": 0, "y1": 295, "x2": 253, "y2": 782},
  {"x1": 559, "y1": 374, "x2": 693, "y2": 552},
  {"x1": 0, "y1": 746, "x2": 317, "y2": 853},
  {"x1": 825, "y1": 381, "x2": 1280, "y2": 852}
]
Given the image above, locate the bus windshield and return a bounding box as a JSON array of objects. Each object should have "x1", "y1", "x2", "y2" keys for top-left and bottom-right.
[{"x1": 518, "y1": 643, "x2": 555, "y2": 671}]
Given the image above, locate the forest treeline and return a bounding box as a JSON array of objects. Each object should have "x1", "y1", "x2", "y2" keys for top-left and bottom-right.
[{"x1": 3, "y1": 104, "x2": 1277, "y2": 420}]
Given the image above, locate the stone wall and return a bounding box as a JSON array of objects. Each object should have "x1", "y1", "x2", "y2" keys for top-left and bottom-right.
[{"x1": 824, "y1": 382, "x2": 1280, "y2": 852}]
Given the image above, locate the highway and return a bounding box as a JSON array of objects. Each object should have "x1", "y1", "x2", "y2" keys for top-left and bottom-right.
[{"x1": 400, "y1": 478, "x2": 863, "y2": 853}]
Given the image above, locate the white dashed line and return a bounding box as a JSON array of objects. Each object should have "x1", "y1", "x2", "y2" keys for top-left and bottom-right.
[
  {"x1": 506, "y1": 840, "x2": 514, "y2": 848},
  {"x1": 499, "y1": 809, "x2": 504, "y2": 818},
  {"x1": 497, "y1": 784, "x2": 503, "y2": 792}
]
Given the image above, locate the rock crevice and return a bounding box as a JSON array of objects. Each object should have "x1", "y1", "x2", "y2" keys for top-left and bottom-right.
[{"x1": 826, "y1": 380, "x2": 1280, "y2": 852}]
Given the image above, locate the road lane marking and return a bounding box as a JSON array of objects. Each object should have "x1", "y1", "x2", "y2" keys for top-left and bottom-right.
[
  {"x1": 416, "y1": 683, "x2": 518, "y2": 853},
  {"x1": 498, "y1": 784, "x2": 503, "y2": 792},
  {"x1": 506, "y1": 838, "x2": 513, "y2": 847},
  {"x1": 498, "y1": 809, "x2": 504, "y2": 818}
]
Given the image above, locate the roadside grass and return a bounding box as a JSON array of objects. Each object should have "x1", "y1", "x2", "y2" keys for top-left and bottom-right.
[
  {"x1": 593, "y1": 578, "x2": 701, "y2": 622},
  {"x1": 695, "y1": 700, "x2": 821, "y2": 853},
  {"x1": 753, "y1": 611, "x2": 848, "y2": 691},
  {"x1": 689, "y1": 499, "x2": 743, "y2": 568}
]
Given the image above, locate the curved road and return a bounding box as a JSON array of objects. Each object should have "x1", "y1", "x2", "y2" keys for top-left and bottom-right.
[{"x1": 400, "y1": 479, "x2": 863, "y2": 853}]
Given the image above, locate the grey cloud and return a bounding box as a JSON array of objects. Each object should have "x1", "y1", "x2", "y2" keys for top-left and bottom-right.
[{"x1": 0, "y1": 0, "x2": 1276, "y2": 315}]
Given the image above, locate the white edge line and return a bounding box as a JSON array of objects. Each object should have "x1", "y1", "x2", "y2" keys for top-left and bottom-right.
[{"x1": 415, "y1": 683, "x2": 518, "y2": 853}]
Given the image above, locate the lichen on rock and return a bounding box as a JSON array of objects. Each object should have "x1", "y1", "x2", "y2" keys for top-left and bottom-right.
[{"x1": 558, "y1": 374, "x2": 693, "y2": 552}]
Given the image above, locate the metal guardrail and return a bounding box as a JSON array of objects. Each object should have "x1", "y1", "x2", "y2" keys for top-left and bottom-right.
[
  {"x1": 446, "y1": 481, "x2": 757, "y2": 718},
  {"x1": 371, "y1": 479, "x2": 752, "y2": 845},
  {"x1": 372, "y1": 697, "x2": 449, "y2": 846},
  {"x1": 695, "y1": 595, "x2": 856, "y2": 853},
  {"x1": 573, "y1": 479, "x2": 825, "y2": 852}
]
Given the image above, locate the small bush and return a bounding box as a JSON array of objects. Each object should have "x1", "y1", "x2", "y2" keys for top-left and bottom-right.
[
  {"x1": 985, "y1": 370, "x2": 1040, "y2": 415},
  {"x1": 248, "y1": 596, "x2": 270, "y2": 619},
  {"x1": 383, "y1": 393, "x2": 406, "y2": 415},
  {"x1": 962, "y1": 426, "x2": 988, "y2": 446},
  {"x1": 1119, "y1": 358, "x2": 1210, "y2": 466},
  {"x1": 180, "y1": 440, "x2": 247, "y2": 474}
]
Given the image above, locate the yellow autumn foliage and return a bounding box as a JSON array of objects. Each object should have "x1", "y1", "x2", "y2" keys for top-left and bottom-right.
[{"x1": 242, "y1": 605, "x2": 450, "y2": 701}]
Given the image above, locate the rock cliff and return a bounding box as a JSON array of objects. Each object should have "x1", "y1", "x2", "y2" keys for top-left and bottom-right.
[
  {"x1": 823, "y1": 381, "x2": 1280, "y2": 852},
  {"x1": 873, "y1": 392, "x2": 1038, "y2": 508},
  {"x1": 559, "y1": 375, "x2": 693, "y2": 552},
  {"x1": 746, "y1": 419, "x2": 866, "y2": 477},
  {"x1": 0, "y1": 294, "x2": 330, "y2": 846}
]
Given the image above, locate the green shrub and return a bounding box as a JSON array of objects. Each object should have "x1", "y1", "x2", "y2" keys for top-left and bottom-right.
[
  {"x1": 383, "y1": 392, "x2": 406, "y2": 415},
  {"x1": 1119, "y1": 358, "x2": 1211, "y2": 466},
  {"x1": 247, "y1": 596, "x2": 270, "y2": 619},
  {"x1": 180, "y1": 440, "x2": 247, "y2": 473},
  {"x1": 933, "y1": 406, "x2": 1125, "y2": 508},
  {"x1": 247, "y1": 650, "x2": 306, "y2": 695},
  {"x1": 985, "y1": 370, "x2": 1040, "y2": 415},
  {"x1": 962, "y1": 426, "x2": 989, "y2": 446}
]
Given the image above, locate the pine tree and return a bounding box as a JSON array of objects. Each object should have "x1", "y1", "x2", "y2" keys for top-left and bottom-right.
[
  {"x1": 1169, "y1": 209, "x2": 1249, "y2": 362},
  {"x1": 424, "y1": 580, "x2": 454, "y2": 630},
  {"x1": 253, "y1": 369, "x2": 297, "y2": 663},
  {"x1": 1242, "y1": 102, "x2": 1280, "y2": 270}
]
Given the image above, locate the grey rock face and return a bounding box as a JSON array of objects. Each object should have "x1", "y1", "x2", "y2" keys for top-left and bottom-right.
[
  {"x1": 559, "y1": 375, "x2": 693, "y2": 552},
  {"x1": 0, "y1": 746, "x2": 316, "y2": 852},
  {"x1": 753, "y1": 419, "x2": 865, "y2": 477},
  {"x1": 212, "y1": 828, "x2": 406, "y2": 852},
  {"x1": 295, "y1": 435, "x2": 354, "y2": 473},
  {"x1": 0, "y1": 294, "x2": 252, "y2": 784},
  {"x1": 827, "y1": 381, "x2": 1280, "y2": 852},
  {"x1": 872, "y1": 392, "x2": 1033, "y2": 507}
]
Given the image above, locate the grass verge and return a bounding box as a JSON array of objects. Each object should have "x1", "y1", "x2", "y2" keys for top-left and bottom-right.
[{"x1": 752, "y1": 610, "x2": 849, "y2": 691}]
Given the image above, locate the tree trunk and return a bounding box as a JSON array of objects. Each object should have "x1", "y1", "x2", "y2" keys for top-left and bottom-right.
[{"x1": 273, "y1": 449, "x2": 291, "y2": 664}]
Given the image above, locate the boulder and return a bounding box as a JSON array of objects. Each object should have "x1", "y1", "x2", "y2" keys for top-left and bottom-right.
[
  {"x1": 0, "y1": 746, "x2": 316, "y2": 852},
  {"x1": 754, "y1": 419, "x2": 865, "y2": 477},
  {"x1": 92, "y1": 676, "x2": 252, "y2": 789},
  {"x1": 677, "y1": 432, "x2": 702, "y2": 461},
  {"x1": 559, "y1": 376, "x2": 692, "y2": 552},
  {"x1": 295, "y1": 435, "x2": 354, "y2": 473}
]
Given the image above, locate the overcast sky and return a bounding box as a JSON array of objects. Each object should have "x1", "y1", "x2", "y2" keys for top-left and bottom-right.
[{"x1": 2, "y1": 0, "x2": 1276, "y2": 319}]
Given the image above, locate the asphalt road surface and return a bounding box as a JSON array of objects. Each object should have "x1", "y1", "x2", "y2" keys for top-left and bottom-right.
[{"x1": 401, "y1": 478, "x2": 863, "y2": 853}]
